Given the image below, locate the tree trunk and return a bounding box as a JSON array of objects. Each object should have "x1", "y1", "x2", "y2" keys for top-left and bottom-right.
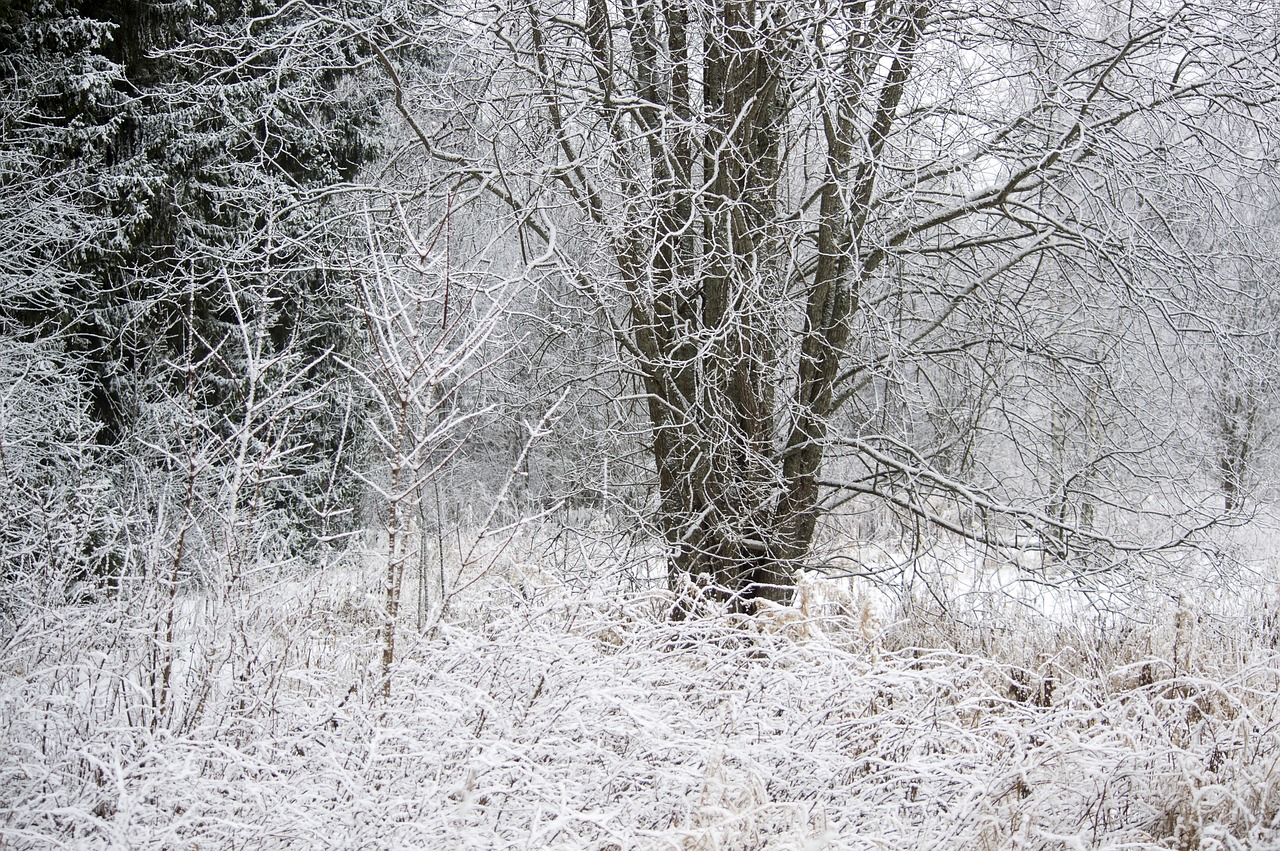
[{"x1": 610, "y1": 0, "x2": 928, "y2": 608}]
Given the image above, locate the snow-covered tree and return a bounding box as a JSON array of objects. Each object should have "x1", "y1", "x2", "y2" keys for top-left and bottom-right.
[
  {"x1": 383, "y1": 0, "x2": 1280, "y2": 603},
  {"x1": 0, "y1": 0, "x2": 411, "y2": 584}
]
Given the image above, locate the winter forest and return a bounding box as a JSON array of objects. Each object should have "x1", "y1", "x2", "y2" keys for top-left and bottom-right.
[{"x1": 5, "y1": 0, "x2": 1280, "y2": 846}]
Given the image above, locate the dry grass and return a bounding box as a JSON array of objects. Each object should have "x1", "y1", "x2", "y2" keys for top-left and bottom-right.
[{"x1": 2, "y1": 538, "x2": 1279, "y2": 849}]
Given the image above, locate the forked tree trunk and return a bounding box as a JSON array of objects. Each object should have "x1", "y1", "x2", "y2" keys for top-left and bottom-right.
[{"x1": 609, "y1": 0, "x2": 927, "y2": 606}]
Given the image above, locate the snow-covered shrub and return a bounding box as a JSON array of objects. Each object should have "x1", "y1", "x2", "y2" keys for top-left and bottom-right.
[{"x1": 3, "y1": 545, "x2": 1279, "y2": 850}]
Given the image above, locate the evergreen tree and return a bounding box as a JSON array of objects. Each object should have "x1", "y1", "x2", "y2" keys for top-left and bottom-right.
[{"x1": 0, "y1": 0, "x2": 400, "y2": 576}]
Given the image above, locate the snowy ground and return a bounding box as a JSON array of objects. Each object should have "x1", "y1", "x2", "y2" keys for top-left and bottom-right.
[{"x1": 2, "y1": 537, "x2": 1279, "y2": 849}]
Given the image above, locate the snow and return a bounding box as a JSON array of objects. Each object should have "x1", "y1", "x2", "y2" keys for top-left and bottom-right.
[{"x1": 2, "y1": 549, "x2": 1279, "y2": 849}]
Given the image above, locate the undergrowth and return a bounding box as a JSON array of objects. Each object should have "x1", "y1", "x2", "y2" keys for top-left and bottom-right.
[{"x1": 2, "y1": 545, "x2": 1279, "y2": 849}]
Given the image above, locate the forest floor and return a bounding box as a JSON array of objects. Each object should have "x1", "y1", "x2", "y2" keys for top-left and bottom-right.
[{"x1": 2, "y1": 530, "x2": 1279, "y2": 850}]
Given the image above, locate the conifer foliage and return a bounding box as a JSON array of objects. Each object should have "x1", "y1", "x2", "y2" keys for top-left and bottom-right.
[{"x1": 0, "y1": 0, "x2": 388, "y2": 599}]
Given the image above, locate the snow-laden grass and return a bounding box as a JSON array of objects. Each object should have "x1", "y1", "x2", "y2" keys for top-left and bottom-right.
[{"x1": 2, "y1": 546, "x2": 1279, "y2": 849}]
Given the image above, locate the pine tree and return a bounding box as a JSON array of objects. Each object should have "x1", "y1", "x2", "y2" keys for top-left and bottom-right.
[{"x1": 1, "y1": 0, "x2": 399, "y2": 585}]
